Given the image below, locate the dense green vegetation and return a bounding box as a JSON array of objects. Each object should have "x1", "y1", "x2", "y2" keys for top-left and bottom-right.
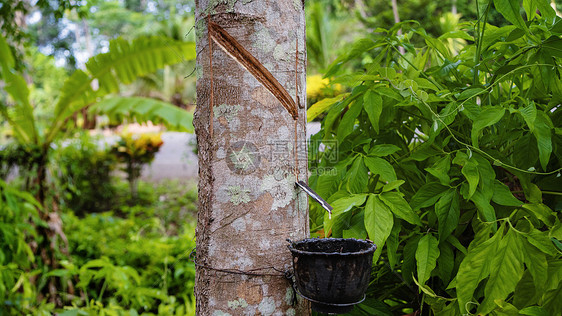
[
  {"x1": 1, "y1": 1, "x2": 198, "y2": 314},
  {"x1": 1, "y1": 176, "x2": 197, "y2": 314},
  {"x1": 309, "y1": 0, "x2": 562, "y2": 315}
]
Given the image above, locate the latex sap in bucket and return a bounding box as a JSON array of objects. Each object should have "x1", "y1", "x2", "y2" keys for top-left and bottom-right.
[{"x1": 288, "y1": 238, "x2": 376, "y2": 314}]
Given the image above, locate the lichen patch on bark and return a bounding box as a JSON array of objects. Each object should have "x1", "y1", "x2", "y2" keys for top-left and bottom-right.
[
  {"x1": 251, "y1": 25, "x2": 275, "y2": 53},
  {"x1": 261, "y1": 174, "x2": 295, "y2": 211},
  {"x1": 205, "y1": 0, "x2": 239, "y2": 14},
  {"x1": 227, "y1": 298, "x2": 248, "y2": 310},
  {"x1": 257, "y1": 296, "x2": 278, "y2": 316},
  {"x1": 227, "y1": 185, "x2": 251, "y2": 205},
  {"x1": 213, "y1": 103, "x2": 240, "y2": 119}
]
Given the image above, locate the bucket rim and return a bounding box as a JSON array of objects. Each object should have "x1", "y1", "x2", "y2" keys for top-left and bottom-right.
[{"x1": 287, "y1": 238, "x2": 376, "y2": 257}]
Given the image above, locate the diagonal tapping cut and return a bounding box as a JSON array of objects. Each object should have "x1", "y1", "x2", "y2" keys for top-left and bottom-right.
[{"x1": 208, "y1": 20, "x2": 299, "y2": 120}]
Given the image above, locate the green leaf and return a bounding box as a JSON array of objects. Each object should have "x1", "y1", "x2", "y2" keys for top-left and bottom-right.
[
  {"x1": 544, "y1": 283, "x2": 562, "y2": 315},
  {"x1": 326, "y1": 38, "x2": 378, "y2": 77},
  {"x1": 524, "y1": 183, "x2": 543, "y2": 204},
  {"x1": 514, "y1": 271, "x2": 539, "y2": 308},
  {"x1": 543, "y1": 36, "x2": 562, "y2": 59},
  {"x1": 92, "y1": 97, "x2": 194, "y2": 132},
  {"x1": 364, "y1": 195, "x2": 394, "y2": 262},
  {"x1": 469, "y1": 187, "x2": 497, "y2": 223},
  {"x1": 456, "y1": 225, "x2": 503, "y2": 314},
  {"x1": 517, "y1": 102, "x2": 537, "y2": 132},
  {"x1": 447, "y1": 235, "x2": 467, "y2": 254},
  {"x1": 380, "y1": 192, "x2": 422, "y2": 226},
  {"x1": 378, "y1": 67, "x2": 397, "y2": 79},
  {"x1": 58, "y1": 310, "x2": 80, "y2": 316},
  {"x1": 551, "y1": 17, "x2": 562, "y2": 34},
  {"x1": 519, "y1": 306, "x2": 549, "y2": 316},
  {"x1": 521, "y1": 203, "x2": 554, "y2": 226},
  {"x1": 410, "y1": 182, "x2": 449, "y2": 210},
  {"x1": 343, "y1": 211, "x2": 367, "y2": 239},
  {"x1": 493, "y1": 300, "x2": 522, "y2": 315},
  {"x1": 471, "y1": 107, "x2": 505, "y2": 147},
  {"x1": 307, "y1": 93, "x2": 349, "y2": 122},
  {"x1": 493, "y1": 0, "x2": 528, "y2": 31},
  {"x1": 438, "y1": 59, "x2": 461, "y2": 77},
  {"x1": 435, "y1": 189, "x2": 460, "y2": 241},
  {"x1": 337, "y1": 98, "x2": 364, "y2": 142},
  {"x1": 437, "y1": 242, "x2": 455, "y2": 284},
  {"x1": 382, "y1": 180, "x2": 405, "y2": 192},
  {"x1": 523, "y1": 0, "x2": 555, "y2": 21},
  {"x1": 522, "y1": 241, "x2": 548, "y2": 296},
  {"x1": 473, "y1": 153, "x2": 495, "y2": 198},
  {"x1": 438, "y1": 30, "x2": 474, "y2": 41},
  {"x1": 526, "y1": 229, "x2": 557, "y2": 256},
  {"x1": 346, "y1": 157, "x2": 369, "y2": 194},
  {"x1": 402, "y1": 235, "x2": 422, "y2": 284},
  {"x1": 425, "y1": 156, "x2": 451, "y2": 186},
  {"x1": 416, "y1": 234, "x2": 440, "y2": 286},
  {"x1": 323, "y1": 91, "x2": 358, "y2": 137},
  {"x1": 481, "y1": 25, "x2": 517, "y2": 50},
  {"x1": 457, "y1": 88, "x2": 485, "y2": 100},
  {"x1": 532, "y1": 111, "x2": 553, "y2": 171},
  {"x1": 386, "y1": 224, "x2": 401, "y2": 269},
  {"x1": 492, "y1": 180, "x2": 522, "y2": 207},
  {"x1": 1, "y1": 71, "x2": 37, "y2": 144},
  {"x1": 364, "y1": 157, "x2": 397, "y2": 182},
  {"x1": 0, "y1": 34, "x2": 15, "y2": 73},
  {"x1": 435, "y1": 302, "x2": 461, "y2": 316},
  {"x1": 369, "y1": 144, "x2": 401, "y2": 157},
  {"x1": 364, "y1": 89, "x2": 383, "y2": 133},
  {"x1": 479, "y1": 229, "x2": 525, "y2": 314},
  {"x1": 324, "y1": 194, "x2": 368, "y2": 235},
  {"x1": 552, "y1": 238, "x2": 562, "y2": 252},
  {"x1": 425, "y1": 37, "x2": 451, "y2": 60},
  {"x1": 461, "y1": 160, "x2": 479, "y2": 199}
]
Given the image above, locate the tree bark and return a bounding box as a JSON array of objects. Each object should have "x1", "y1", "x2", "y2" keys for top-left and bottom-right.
[{"x1": 194, "y1": 1, "x2": 310, "y2": 315}]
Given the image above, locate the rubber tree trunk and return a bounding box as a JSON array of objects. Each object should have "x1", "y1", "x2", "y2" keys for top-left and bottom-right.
[{"x1": 194, "y1": 1, "x2": 309, "y2": 315}]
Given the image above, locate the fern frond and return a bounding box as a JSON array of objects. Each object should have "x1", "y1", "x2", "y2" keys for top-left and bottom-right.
[
  {"x1": 0, "y1": 35, "x2": 15, "y2": 73},
  {"x1": 47, "y1": 36, "x2": 195, "y2": 142},
  {"x1": 91, "y1": 97, "x2": 193, "y2": 132},
  {"x1": 0, "y1": 34, "x2": 37, "y2": 144}
]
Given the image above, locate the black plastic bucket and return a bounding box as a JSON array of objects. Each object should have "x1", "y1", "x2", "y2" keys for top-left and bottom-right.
[{"x1": 288, "y1": 238, "x2": 376, "y2": 314}]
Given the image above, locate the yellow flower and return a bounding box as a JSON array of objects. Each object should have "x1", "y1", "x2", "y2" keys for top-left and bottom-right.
[
  {"x1": 306, "y1": 75, "x2": 343, "y2": 100},
  {"x1": 134, "y1": 137, "x2": 148, "y2": 149},
  {"x1": 307, "y1": 75, "x2": 330, "y2": 99},
  {"x1": 148, "y1": 133, "x2": 163, "y2": 147}
]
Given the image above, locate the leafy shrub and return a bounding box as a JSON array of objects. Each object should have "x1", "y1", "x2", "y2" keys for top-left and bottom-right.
[
  {"x1": 0, "y1": 176, "x2": 197, "y2": 315},
  {"x1": 53, "y1": 133, "x2": 116, "y2": 215},
  {"x1": 0, "y1": 179, "x2": 42, "y2": 313},
  {"x1": 0, "y1": 142, "x2": 43, "y2": 186},
  {"x1": 110, "y1": 132, "x2": 164, "y2": 200},
  {"x1": 62, "y1": 207, "x2": 196, "y2": 314},
  {"x1": 310, "y1": 1, "x2": 562, "y2": 314}
]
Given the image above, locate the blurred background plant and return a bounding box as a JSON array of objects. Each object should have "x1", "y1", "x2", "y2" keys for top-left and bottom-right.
[
  {"x1": 53, "y1": 133, "x2": 116, "y2": 215},
  {"x1": 110, "y1": 132, "x2": 164, "y2": 201}
]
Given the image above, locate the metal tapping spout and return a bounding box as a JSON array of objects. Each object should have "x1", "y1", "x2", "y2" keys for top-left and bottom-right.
[{"x1": 295, "y1": 181, "x2": 333, "y2": 219}]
